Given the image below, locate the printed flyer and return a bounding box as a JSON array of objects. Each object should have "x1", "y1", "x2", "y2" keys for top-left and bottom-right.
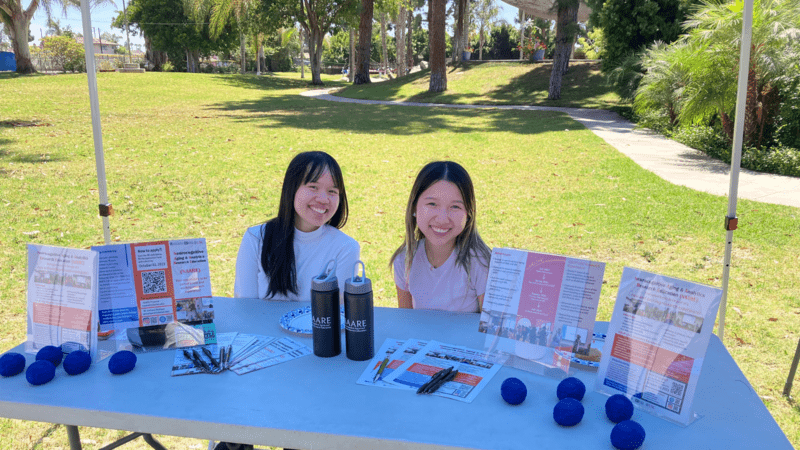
[
  {"x1": 595, "y1": 267, "x2": 722, "y2": 426},
  {"x1": 479, "y1": 248, "x2": 605, "y2": 373},
  {"x1": 25, "y1": 245, "x2": 100, "y2": 360},
  {"x1": 382, "y1": 340, "x2": 502, "y2": 403},
  {"x1": 357, "y1": 338, "x2": 429, "y2": 389},
  {"x1": 91, "y1": 238, "x2": 213, "y2": 333}
]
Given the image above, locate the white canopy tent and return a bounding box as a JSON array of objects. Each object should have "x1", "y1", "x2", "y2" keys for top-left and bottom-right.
[{"x1": 76, "y1": 0, "x2": 752, "y2": 340}]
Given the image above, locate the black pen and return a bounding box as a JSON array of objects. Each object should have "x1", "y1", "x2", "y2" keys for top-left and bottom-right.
[
  {"x1": 427, "y1": 369, "x2": 459, "y2": 394},
  {"x1": 182, "y1": 349, "x2": 195, "y2": 366},
  {"x1": 416, "y1": 367, "x2": 452, "y2": 394},
  {"x1": 225, "y1": 344, "x2": 233, "y2": 368},
  {"x1": 202, "y1": 347, "x2": 220, "y2": 369},
  {"x1": 192, "y1": 349, "x2": 212, "y2": 372}
]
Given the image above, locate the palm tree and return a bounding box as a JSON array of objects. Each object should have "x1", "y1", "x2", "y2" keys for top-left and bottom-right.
[
  {"x1": 428, "y1": 0, "x2": 446, "y2": 91},
  {"x1": 547, "y1": 0, "x2": 579, "y2": 100},
  {"x1": 680, "y1": 0, "x2": 800, "y2": 147},
  {"x1": 184, "y1": 0, "x2": 258, "y2": 74},
  {"x1": 473, "y1": 0, "x2": 499, "y2": 60}
]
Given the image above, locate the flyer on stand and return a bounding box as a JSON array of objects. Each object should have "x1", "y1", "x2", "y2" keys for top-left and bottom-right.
[
  {"x1": 383, "y1": 340, "x2": 502, "y2": 403},
  {"x1": 91, "y1": 238, "x2": 214, "y2": 336},
  {"x1": 595, "y1": 267, "x2": 722, "y2": 426},
  {"x1": 479, "y1": 247, "x2": 605, "y2": 374},
  {"x1": 26, "y1": 244, "x2": 100, "y2": 360},
  {"x1": 357, "y1": 338, "x2": 428, "y2": 389}
]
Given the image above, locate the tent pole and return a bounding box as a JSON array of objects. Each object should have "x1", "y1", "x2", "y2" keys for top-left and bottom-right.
[
  {"x1": 718, "y1": 0, "x2": 754, "y2": 342},
  {"x1": 79, "y1": 0, "x2": 112, "y2": 245}
]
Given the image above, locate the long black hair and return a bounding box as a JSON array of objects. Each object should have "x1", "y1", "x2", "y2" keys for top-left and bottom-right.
[
  {"x1": 260, "y1": 151, "x2": 348, "y2": 298},
  {"x1": 390, "y1": 161, "x2": 490, "y2": 279}
]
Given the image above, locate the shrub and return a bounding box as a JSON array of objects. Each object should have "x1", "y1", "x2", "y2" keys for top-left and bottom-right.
[
  {"x1": 41, "y1": 36, "x2": 85, "y2": 73},
  {"x1": 672, "y1": 126, "x2": 731, "y2": 162},
  {"x1": 741, "y1": 146, "x2": 800, "y2": 177},
  {"x1": 162, "y1": 61, "x2": 175, "y2": 72}
]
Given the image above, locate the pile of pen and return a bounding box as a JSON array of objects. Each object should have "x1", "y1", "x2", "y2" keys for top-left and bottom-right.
[
  {"x1": 182, "y1": 345, "x2": 233, "y2": 374},
  {"x1": 416, "y1": 366, "x2": 459, "y2": 394}
]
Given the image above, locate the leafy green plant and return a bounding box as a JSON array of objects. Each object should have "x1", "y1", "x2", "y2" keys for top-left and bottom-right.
[{"x1": 40, "y1": 36, "x2": 85, "y2": 73}]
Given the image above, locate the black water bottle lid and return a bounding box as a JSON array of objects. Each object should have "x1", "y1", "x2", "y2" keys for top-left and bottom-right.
[
  {"x1": 311, "y1": 260, "x2": 338, "y2": 291},
  {"x1": 345, "y1": 261, "x2": 372, "y2": 295}
]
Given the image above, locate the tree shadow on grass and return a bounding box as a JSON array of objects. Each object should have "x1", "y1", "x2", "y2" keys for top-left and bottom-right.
[{"x1": 206, "y1": 91, "x2": 578, "y2": 138}]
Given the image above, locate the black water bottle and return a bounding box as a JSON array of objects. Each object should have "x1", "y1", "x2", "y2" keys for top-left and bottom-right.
[
  {"x1": 344, "y1": 261, "x2": 374, "y2": 361},
  {"x1": 311, "y1": 260, "x2": 341, "y2": 357}
]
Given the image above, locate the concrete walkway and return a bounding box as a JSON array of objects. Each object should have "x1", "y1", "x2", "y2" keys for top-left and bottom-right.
[{"x1": 301, "y1": 89, "x2": 800, "y2": 209}]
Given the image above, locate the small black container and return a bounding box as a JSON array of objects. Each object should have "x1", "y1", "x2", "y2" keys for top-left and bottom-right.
[
  {"x1": 311, "y1": 260, "x2": 341, "y2": 357},
  {"x1": 344, "y1": 261, "x2": 374, "y2": 361}
]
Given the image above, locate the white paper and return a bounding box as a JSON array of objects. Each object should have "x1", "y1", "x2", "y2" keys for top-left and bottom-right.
[
  {"x1": 357, "y1": 338, "x2": 430, "y2": 389},
  {"x1": 26, "y1": 244, "x2": 100, "y2": 360},
  {"x1": 383, "y1": 340, "x2": 502, "y2": 403},
  {"x1": 595, "y1": 267, "x2": 722, "y2": 426}
]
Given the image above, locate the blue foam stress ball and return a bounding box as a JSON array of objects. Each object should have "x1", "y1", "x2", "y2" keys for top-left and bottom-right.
[
  {"x1": 36, "y1": 345, "x2": 63, "y2": 367},
  {"x1": 26, "y1": 360, "x2": 56, "y2": 386},
  {"x1": 553, "y1": 398, "x2": 585, "y2": 426},
  {"x1": 606, "y1": 394, "x2": 634, "y2": 423},
  {"x1": 500, "y1": 377, "x2": 528, "y2": 405},
  {"x1": 611, "y1": 420, "x2": 646, "y2": 450},
  {"x1": 63, "y1": 351, "x2": 92, "y2": 376},
  {"x1": 0, "y1": 352, "x2": 26, "y2": 377},
  {"x1": 557, "y1": 376, "x2": 586, "y2": 401},
  {"x1": 108, "y1": 350, "x2": 137, "y2": 375}
]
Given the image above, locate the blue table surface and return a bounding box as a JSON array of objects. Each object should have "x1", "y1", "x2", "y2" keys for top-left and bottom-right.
[{"x1": 0, "y1": 297, "x2": 792, "y2": 450}]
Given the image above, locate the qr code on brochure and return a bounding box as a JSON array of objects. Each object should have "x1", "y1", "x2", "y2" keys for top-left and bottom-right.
[{"x1": 141, "y1": 270, "x2": 168, "y2": 294}]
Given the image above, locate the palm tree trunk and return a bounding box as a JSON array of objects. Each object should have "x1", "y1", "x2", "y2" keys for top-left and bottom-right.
[
  {"x1": 300, "y1": 27, "x2": 305, "y2": 79},
  {"x1": 239, "y1": 33, "x2": 246, "y2": 75},
  {"x1": 380, "y1": 13, "x2": 388, "y2": 77},
  {"x1": 396, "y1": 6, "x2": 407, "y2": 77},
  {"x1": 407, "y1": 11, "x2": 413, "y2": 70},
  {"x1": 355, "y1": 0, "x2": 374, "y2": 84},
  {"x1": 429, "y1": 0, "x2": 447, "y2": 92},
  {"x1": 349, "y1": 28, "x2": 355, "y2": 82}
]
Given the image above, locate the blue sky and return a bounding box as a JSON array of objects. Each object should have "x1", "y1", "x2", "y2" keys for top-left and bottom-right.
[{"x1": 28, "y1": 0, "x2": 522, "y2": 52}]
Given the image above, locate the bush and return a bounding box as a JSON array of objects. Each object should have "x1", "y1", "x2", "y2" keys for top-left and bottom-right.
[
  {"x1": 741, "y1": 146, "x2": 800, "y2": 177},
  {"x1": 41, "y1": 36, "x2": 85, "y2": 73},
  {"x1": 267, "y1": 49, "x2": 292, "y2": 72},
  {"x1": 162, "y1": 61, "x2": 175, "y2": 72},
  {"x1": 672, "y1": 126, "x2": 731, "y2": 161}
]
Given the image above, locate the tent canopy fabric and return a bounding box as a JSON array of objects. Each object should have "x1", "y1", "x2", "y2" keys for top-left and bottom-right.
[{"x1": 499, "y1": 0, "x2": 592, "y2": 22}]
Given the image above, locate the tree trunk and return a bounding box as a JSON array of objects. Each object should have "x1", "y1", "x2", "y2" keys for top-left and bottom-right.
[
  {"x1": 479, "y1": 30, "x2": 485, "y2": 60},
  {"x1": 452, "y1": 0, "x2": 461, "y2": 64},
  {"x1": 396, "y1": 6, "x2": 407, "y2": 77},
  {"x1": 743, "y1": 61, "x2": 758, "y2": 147},
  {"x1": 7, "y1": 3, "x2": 36, "y2": 74},
  {"x1": 257, "y1": 34, "x2": 265, "y2": 74},
  {"x1": 380, "y1": 12, "x2": 388, "y2": 77},
  {"x1": 429, "y1": 0, "x2": 447, "y2": 92},
  {"x1": 518, "y1": 10, "x2": 525, "y2": 61},
  {"x1": 145, "y1": 36, "x2": 167, "y2": 71},
  {"x1": 349, "y1": 28, "x2": 355, "y2": 82},
  {"x1": 355, "y1": 0, "x2": 374, "y2": 84},
  {"x1": 239, "y1": 33, "x2": 246, "y2": 74},
  {"x1": 300, "y1": 26, "x2": 305, "y2": 79},
  {"x1": 407, "y1": 11, "x2": 413, "y2": 70},
  {"x1": 548, "y1": 0, "x2": 578, "y2": 100},
  {"x1": 309, "y1": 26, "x2": 325, "y2": 85}
]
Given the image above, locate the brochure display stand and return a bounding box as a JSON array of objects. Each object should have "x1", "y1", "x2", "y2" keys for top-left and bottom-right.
[
  {"x1": 479, "y1": 248, "x2": 606, "y2": 375},
  {"x1": 25, "y1": 245, "x2": 100, "y2": 360},
  {"x1": 595, "y1": 267, "x2": 722, "y2": 426}
]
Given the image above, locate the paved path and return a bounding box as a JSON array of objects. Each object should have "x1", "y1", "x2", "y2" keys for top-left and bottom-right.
[{"x1": 302, "y1": 89, "x2": 800, "y2": 209}]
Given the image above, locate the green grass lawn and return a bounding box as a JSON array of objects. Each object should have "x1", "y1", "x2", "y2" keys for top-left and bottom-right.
[
  {"x1": 0, "y1": 69, "x2": 798, "y2": 449},
  {"x1": 337, "y1": 60, "x2": 627, "y2": 111}
]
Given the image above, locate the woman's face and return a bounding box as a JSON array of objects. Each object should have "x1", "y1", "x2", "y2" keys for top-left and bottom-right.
[
  {"x1": 414, "y1": 180, "x2": 467, "y2": 252},
  {"x1": 294, "y1": 170, "x2": 340, "y2": 232}
]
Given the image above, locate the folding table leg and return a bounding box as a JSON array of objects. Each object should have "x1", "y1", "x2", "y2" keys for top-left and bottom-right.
[
  {"x1": 141, "y1": 433, "x2": 168, "y2": 450},
  {"x1": 66, "y1": 425, "x2": 82, "y2": 450}
]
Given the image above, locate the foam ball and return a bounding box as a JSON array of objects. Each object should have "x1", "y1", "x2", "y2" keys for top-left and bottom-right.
[
  {"x1": 26, "y1": 360, "x2": 56, "y2": 386},
  {"x1": 557, "y1": 376, "x2": 586, "y2": 401},
  {"x1": 500, "y1": 377, "x2": 528, "y2": 405},
  {"x1": 0, "y1": 352, "x2": 26, "y2": 377},
  {"x1": 63, "y1": 351, "x2": 92, "y2": 376},
  {"x1": 108, "y1": 350, "x2": 137, "y2": 375},
  {"x1": 606, "y1": 394, "x2": 634, "y2": 423},
  {"x1": 36, "y1": 345, "x2": 63, "y2": 367},
  {"x1": 611, "y1": 420, "x2": 646, "y2": 450},
  {"x1": 553, "y1": 398, "x2": 584, "y2": 426}
]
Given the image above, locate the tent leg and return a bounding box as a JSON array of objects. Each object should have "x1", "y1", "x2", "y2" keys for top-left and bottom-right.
[{"x1": 784, "y1": 337, "x2": 800, "y2": 397}]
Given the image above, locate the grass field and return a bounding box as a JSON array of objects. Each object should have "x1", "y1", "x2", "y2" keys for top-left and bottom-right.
[{"x1": 0, "y1": 67, "x2": 798, "y2": 449}]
